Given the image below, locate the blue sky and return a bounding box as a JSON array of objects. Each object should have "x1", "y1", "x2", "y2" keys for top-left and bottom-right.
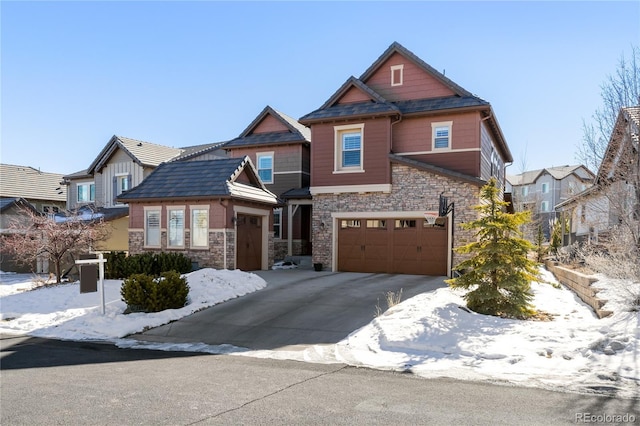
[{"x1": 2, "y1": 1, "x2": 638, "y2": 176}]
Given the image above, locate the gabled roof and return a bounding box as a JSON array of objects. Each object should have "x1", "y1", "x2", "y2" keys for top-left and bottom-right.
[
  {"x1": 507, "y1": 165, "x2": 594, "y2": 186},
  {"x1": 297, "y1": 42, "x2": 513, "y2": 163},
  {"x1": 596, "y1": 106, "x2": 640, "y2": 184},
  {"x1": 225, "y1": 106, "x2": 311, "y2": 149},
  {"x1": 87, "y1": 135, "x2": 184, "y2": 174},
  {"x1": 0, "y1": 164, "x2": 66, "y2": 202},
  {"x1": 299, "y1": 77, "x2": 400, "y2": 124},
  {"x1": 359, "y1": 41, "x2": 474, "y2": 97},
  {"x1": 117, "y1": 157, "x2": 277, "y2": 204},
  {"x1": 0, "y1": 197, "x2": 40, "y2": 214}
]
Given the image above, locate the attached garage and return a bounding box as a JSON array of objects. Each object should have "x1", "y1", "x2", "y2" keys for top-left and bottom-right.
[{"x1": 337, "y1": 215, "x2": 449, "y2": 276}]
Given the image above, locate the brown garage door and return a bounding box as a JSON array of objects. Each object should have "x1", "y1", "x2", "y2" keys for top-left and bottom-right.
[
  {"x1": 338, "y1": 218, "x2": 448, "y2": 276},
  {"x1": 236, "y1": 214, "x2": 262, "y2": 271}
]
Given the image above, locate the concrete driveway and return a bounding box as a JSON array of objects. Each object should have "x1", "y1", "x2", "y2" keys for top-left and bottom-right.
[{"x1": 131, "y1": 269, "x2": 447, "y2": 350}]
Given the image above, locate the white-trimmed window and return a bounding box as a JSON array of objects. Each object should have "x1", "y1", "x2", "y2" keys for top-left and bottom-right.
[
  {"x1": 191, "y1": 207, "x2": 209, "y2": 248},
  {"x1": 167, "y1": 207, "x2": 185, "y2": 248},
  {"x1": 432, "y1": 121, "x2": 452, "y2": 150},
  {"x1": 521, "y1": 186, "x2": 529, "y2": 197},
  {"x1": 77, "y1": 182, "x2": 95, "y2": 203},
  {"x1": 541, "y1": 201, "x2": 550, "y2": 212},
  {"x1": 334, "y1": 124, "x2": 364, "y2": 172},
  {"x1": 541, "y1": 182, "x2": 549, "y2": 194},
  {"x1": 391, "y1": 64, "x2": 404, "y2": 86},
  {"x1": 144, "y1": 208, "x2": 161, "y2": 247},
  {"x1": 117, "y1": 174, "x2": 130, "y2": 195},
  {"x1": 273, "y1": 208, "x2": 282, "y2": 239},
  {"x1": 257, "y1": 153, "x2": 274, "y2": 184}
]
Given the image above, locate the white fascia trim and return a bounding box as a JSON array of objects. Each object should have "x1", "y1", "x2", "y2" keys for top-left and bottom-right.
[{"x1": 310, "y1": 184, "x2": 392, "y2": 195}]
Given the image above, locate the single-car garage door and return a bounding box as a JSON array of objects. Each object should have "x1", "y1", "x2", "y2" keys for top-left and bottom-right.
[{"x1": 338, "y1": 218, "x2": 448, "y2": 275}]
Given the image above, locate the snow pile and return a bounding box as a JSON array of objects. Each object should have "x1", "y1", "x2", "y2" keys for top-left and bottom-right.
[
  {"x1": 0, "y1": 268, "x2": 266, "y2": 340},
  {"x1": 1, "y1": 267, "x2": 638, "y2": 398}
]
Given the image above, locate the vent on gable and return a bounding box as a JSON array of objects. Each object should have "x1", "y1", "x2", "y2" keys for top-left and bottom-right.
[{"x1": 391, "y1": 64, "x2": 404, "y2": 86}]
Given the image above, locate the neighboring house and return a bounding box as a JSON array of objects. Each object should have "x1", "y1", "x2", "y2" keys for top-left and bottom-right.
[
  {"x1": 117, "y1": 157, "x2": 278, "y2": 270},
  {"x1": 0, "y1": 197, "x2": 48, "y2": 273},
  {"x1": 219, "y1": 106, "x2": 311, "y2": 261},
  {"x1": 506, "y1": 165, "x2": 595, "y2": 239},
  {"x1": 299, "y1": 42, "x2": 512, "y2": 276},
  {"x1": 61, "y1": 135, "x2": 227, "y2": 252},
  {"x1": 0, "y1": 163, "x2": 67, "y2": 214},
  {"x1": 556, "y1": 106, "x2": 640, "y2": 245}
]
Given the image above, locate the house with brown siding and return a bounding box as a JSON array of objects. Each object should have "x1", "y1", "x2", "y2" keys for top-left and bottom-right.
[
  {"x1": 299, "y1": 42, "x2": 513, "y2": 276},
  {"x1": 61, "y1": 135, "x2": 227, "y2": 252},
  {"x1": 181, "y1": 106, "x2": 312, "y2": 262},
  {"x1": 117, "y1": 157, "x2": 278, "y2": 270}
]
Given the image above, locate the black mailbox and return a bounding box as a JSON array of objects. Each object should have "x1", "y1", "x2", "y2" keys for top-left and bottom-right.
[{"x1": 79, "y1": 253, "x2": 98, "y2": 293}]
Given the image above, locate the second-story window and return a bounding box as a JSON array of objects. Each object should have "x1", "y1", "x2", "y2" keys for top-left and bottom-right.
[
  {"x1": 77, "y1": 183, "x2": 95, "y2": 203},
  {"x1": 521, "y1": 186, "x2": 529, "y2": 197},
  {"x1": 541, "y1": 201, "x2": 550, "y2": 212},
  {"x1": 257, "y1": 153, "x2": 274, "y2": 184},
  {"x1": 541, "y1": 182, "x2": 549, "y2": 194},
  {"x1": 432, "y1": 121, "x2": 452, "y2": 150},
  {"x1": 334, "y1": 123, "x2": 365, "y2": 172}
]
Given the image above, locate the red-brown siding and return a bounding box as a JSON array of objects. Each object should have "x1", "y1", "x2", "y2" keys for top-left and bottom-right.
[
  {"x1": 364, "y1": 53, "x2": 456, "y2": 102},
  {"x1": 339, "y1": 87, "x2": 371, "y2": 104},
  {"x1": 311, "y1": 118, "x2": 391, "y2": 187},
  {"x1": 392, "y1": 113, "x2": 481, "y2": 153},
  {"x1": 253, "y1": 114, "x2": 289, "y2": 134}
]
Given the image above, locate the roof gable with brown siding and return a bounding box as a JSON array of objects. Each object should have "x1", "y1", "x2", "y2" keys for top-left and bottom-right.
[{"x1": 363, "y1": 52, "x2": 456, "y2": 102}]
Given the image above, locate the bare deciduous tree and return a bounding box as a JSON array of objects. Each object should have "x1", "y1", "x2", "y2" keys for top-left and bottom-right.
[
  {"x1": 1, "y1": 207, "x2": 109, "y2": 283},
  {"x1": 578, "y1": 45, "x2": 640, "y2": 173}
]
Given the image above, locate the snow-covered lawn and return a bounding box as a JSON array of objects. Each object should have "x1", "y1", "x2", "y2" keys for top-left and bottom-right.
[{"x1": 1, "y1": 268, "x2": 638, "y2": 399}]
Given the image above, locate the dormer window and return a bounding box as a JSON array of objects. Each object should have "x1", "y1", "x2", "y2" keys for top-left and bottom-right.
[{"x1": 391, "y1": 64, "x2": 404, "y2": 86}]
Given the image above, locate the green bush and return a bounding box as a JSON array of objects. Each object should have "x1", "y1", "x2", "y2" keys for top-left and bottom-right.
[
  {"x1": 121, "y1": 270, "x2": 190, "y2": 313},
  {"x1": 105, "y1": 252, "x2": 193, "y2": 279}
]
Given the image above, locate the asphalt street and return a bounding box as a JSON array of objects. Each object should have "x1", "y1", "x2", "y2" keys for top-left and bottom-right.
[{"x1": 2, "y1": 336, "x2": 637, "y2": 425}]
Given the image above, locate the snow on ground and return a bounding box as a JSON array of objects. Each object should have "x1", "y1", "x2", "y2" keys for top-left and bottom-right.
[{"x1": 1, "y1": 268, "x2": 638, "y2": 398}]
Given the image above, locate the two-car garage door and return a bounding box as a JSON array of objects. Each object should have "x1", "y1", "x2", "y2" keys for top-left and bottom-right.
[{"x1": 337, "y1": 218, "x2": 448, "y2": 276}]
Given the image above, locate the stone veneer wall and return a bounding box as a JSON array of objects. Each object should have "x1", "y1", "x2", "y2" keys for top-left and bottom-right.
[
  {"x1": 129, "y1": 229, "x2": 238, "y2": 270},
  {"x1": 273, "y1": 240, "x2": 308, "y2": 262},
  {"x1": 312, "y1": 164, "x2": 481, "y2": 271}
]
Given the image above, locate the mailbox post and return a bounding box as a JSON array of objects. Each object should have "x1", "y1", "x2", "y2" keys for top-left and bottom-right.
[{"x1": 76, "y1": 253, "x2": 107, "y2": 315}]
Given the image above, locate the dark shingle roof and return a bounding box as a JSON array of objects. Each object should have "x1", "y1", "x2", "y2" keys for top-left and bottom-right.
[
  {"x1": 395, "y1": 96, "x2": 489, "y2": 114},
  {"x1": 281, "y1": 187, "x2": 311, "y2": 200},
  {"x1": 225, "y1": 132, "x2": 308, "y2": 148},
  {"x1": 225, "y1": 106, "x2": 311, "y2": 149},
  {"x1": 300, "y1": 101, "x2": 400, "y2": 123},
  {"x1": 117, "y1": 158, "x2": 277, "y2": 205},
  {"x1": 118, "y1": 158, "x2": 247, "y2": 201}
]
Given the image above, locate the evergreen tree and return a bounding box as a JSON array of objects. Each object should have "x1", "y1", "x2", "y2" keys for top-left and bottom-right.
[{"x1": 446, "y1": 178, "x2": 541, "y2": 319}]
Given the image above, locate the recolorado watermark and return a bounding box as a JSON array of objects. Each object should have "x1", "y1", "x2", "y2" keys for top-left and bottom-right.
[{"x1": 575, "y1": 412, "x2": 637, "y2": 423}]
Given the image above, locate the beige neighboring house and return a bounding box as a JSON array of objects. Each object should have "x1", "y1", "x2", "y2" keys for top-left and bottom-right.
[
  {"x1": 556, "y1": 106, "x2": 640, "y2": 245},
  {"x1": 0, "y1": 163, "x2": 67, "y2": 214},
  {"x1": 61, "y1": 135, "x2": 227, "y2": 252},
  {"x1": 0, "y1": 164, "x2": 67, "y2": 273},
  {"x1": 506, "y1": 165, "x2": 595, "y2": 239}
]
